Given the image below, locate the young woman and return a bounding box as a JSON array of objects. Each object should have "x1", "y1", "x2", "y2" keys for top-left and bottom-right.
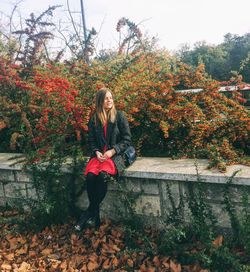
[{"x1": 75, "y1": 88, "x2": 132, "y2": 230}]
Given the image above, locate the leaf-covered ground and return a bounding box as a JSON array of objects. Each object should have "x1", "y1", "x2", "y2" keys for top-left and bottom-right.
[{"x1": 0, "y1": 210, "x2": 214, "y2": 272}]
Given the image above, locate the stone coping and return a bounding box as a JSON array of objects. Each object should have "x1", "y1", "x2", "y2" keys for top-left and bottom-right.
[
  {"x1": 125, "y1": 157, "x2": 250, "y2": 185},
  {"x1": 0, "y1": 153, "x2": 249, "y2": 185}
]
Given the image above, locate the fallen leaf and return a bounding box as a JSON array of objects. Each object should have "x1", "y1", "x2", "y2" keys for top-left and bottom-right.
[
  {"x1": 89, "y1": 253, "x2": 98, "y2": 262},
  {"x1": 162, "y1": 257, "x2": 170, "y2": 268},
  {"x1": 111, "y1": 244, "x2": 120, "y2": 252},
  {"x1": 87, "y1": 261, "x2": 99, "y2": 271},
  {"x1": 112, "y1": 256, "x2": 119, "y2": 267},
  {"x1": 60, "y1": 260, "x2": 68, "y2": 269},
  {"x1": 102, "y1": 258, "x2": 110, "y2": 269},
  {"x1": 1, "y1": 262, "x2": 12, "y2": 270},
  {"x1": 140, "y1": 263, "x2": 147, "y2": 271},
  {"x1": 28, "y1": 250, "x2": 36, "y2": 258},
  {"x1": 17, "y1": 262, "x2": 31, "y2": 272},
  {"x1": 15, "y1": 245, "x2": 28, "y2": 256},
  {"x1": 4, "y1": 253, "x2": 14, "y2": 261},
  {"x1": 153, "y1": 255, "x2": 161, "y2": 267},
  {"x1": 212, "y1": 235, "x2": 223, "y2": 248},
  {"x1": 170, "y1": 259, "x2": 181, "y2": 272},
  {"x1": 8, "y1": 237, "x2": 19, "y2": 250},
  {"x1": 127, "y1": 258, "x2": 134, "y2": 267},
  {"x1": 92, "y1": 239, "x2": 100, "y2": 249},
  {"x1": 41, "y1": 248, "x2": 53, "y2": 256}
]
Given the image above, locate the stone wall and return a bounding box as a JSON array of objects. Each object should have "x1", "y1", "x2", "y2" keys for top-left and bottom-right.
[{"x1": 1, "y1": 153, "x2": 250, "y2": 228}]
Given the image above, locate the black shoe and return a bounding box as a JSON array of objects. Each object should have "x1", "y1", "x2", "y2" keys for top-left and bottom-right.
[{"x1": 74, "y1": 210, "x2": 93, "y2": 231}]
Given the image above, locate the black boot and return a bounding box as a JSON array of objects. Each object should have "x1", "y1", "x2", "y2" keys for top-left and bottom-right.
[{"x1": 74, "y1": 209, "x2": 93, "y2": 231}]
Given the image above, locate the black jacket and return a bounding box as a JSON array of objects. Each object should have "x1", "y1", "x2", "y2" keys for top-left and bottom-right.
[{"x1": 88, "y1": 110, "x2": 132, "y2": 175}]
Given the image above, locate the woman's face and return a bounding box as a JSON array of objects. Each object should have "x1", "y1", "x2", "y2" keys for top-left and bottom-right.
[{"x1": 103, "y1": 91, "x2": 113, "y2": 111}]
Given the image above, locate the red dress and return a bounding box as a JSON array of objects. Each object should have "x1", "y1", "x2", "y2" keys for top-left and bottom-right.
[{"x1": 84, "y1": 124, "x2": 117, "y2": 176}]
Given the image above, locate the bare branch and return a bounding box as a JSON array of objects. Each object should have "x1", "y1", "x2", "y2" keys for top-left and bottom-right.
[{"x1": 66, "y1": 0, "x2": 84, "y2": 52}]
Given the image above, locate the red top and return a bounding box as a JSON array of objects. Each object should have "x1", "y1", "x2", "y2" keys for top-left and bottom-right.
[{"x1": 84, "y1": 123, "x2": 117, "y2": 176}]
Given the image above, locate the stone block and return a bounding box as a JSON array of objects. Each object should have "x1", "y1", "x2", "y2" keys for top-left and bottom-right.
[
  {"x1": 0, "y1": 182, "x2": 4, "y2": 197},
  {"x1": 75, "y1": 191, "x2": 89, "y2": 210},
  {"x1": 4, "y1": 183, "x2": 27, "y2": 198},
  {"x1": 0, "y1": 197, "x2": 6, "y2": 206},
  {"x1": 101, "y1": 190, "x2": 127, "y2": 219},
  {"x1": 225, "y1": 185, "x2": 250, "y2": 203},
  {"x1": 0, "y1": 170, "x2": 15, "y2": 182},
  {"x1": 108, "y1": 178, "x2": 141, "y2": 193},
  {"x1": 15, "y1": 170, "x2": 31, "y2": 182},
  {"x1": 161, "y1": 181, "x2": 180, "y2": 212},
  {"x1": 124, "y1": 178, "x2": 141, "y2": 193},
  {"x1": 26, "y1": 185, "x2": 38, "y2": 200},
  {"x1": 141, "y1": 179, "x2": 159, "y2": 195},
  {"x1": 134, "y1": 195, "x2": 161, "y2": 217},
  {"x1": 209, "y1": 203, "x2": 231, "y2": 228},
  {"x1": 107, "y1": 180, "x2": 123, "y2": 191},
  {"x1": 182, "y1": 182, "x2": 250, "y2": 205}
]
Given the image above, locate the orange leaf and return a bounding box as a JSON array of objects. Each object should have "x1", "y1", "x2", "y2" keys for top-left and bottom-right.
[
  {"x1": 102, "y1": 258, "x2": 110, "y2": 269},
  {"x1": 140, "y1": 263, "x2": 147, "y2": 271},
  {"x1": 170, "y1": 259, "x2": 181, "y2": 272},
  {"x1": 71, "y1": 233, "x2": 78, "y2": 242},
  {"x1": 111, "y1": 244, "x2": 121, "y2": 252},
  {"x1": 112, "y1": 257, "x2": 119, "y2": 267},
  {"x1": 89, "y1": 253, "x2": 98, "y2": 262},
  {"x1": 8, "y1": 237, "x2": 18, "y2": 250},
  {"x1": 60, "y1": 261, "x2": 68, "y2": 269},
  {"x1": 4, "y1": 253, "x2": 14, "y2": 261},
  {"x1": 162, "y1": 257, "x2": 170, "y2": 268},
  {"x1": 87, "y1": 261, "x2": 99, "y2": 271},
  {"x1": 18, "y1": 262, "x2": 31, "y2": 272},
  {"x1": 127, "y1": 258, "x2": 134, "y2": 267},
  {"x1": 212, "y1": 235, "x2": 223, "y2": 248},
  {"x1": 1, "y1": 262, "x2": 12, "y2": 270},
  {"x1": 92, "y1": 239, "x2": 100, "y2": 249},
  {"x1": 153, "y1": 256, "x2": 161, "y2": 267},
  {"x1": 41, "y1": 248, "x2": 53, "y2": 256},
  {"x1": 15, "y1": 245, "x2": 28, "y2": 256},
  {"x1": 28, "y1": 250, "x2": 36, "y2": 258}
]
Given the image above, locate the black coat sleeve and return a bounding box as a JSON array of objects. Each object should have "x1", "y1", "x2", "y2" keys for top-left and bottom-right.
[
  {"x1": 113, "y1": 111, "x2": 132, "y2": 155},
  {"x1": 88, "y1": 116, "x2": 100, "y2": 157}
]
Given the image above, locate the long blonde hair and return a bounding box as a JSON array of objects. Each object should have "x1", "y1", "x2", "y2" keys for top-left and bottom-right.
[{"x1": 95, "y1": 88, "x2": 117, "y2": 125}]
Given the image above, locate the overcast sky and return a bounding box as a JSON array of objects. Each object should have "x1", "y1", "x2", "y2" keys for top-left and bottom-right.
[{"x1": 1, "y1": 0, "x2": 250, "y2": 52}]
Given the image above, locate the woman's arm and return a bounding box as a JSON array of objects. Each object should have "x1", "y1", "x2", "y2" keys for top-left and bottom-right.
[
  {"x1": 88, "y1": 116, "x2": 100, "y2": 157},
  {"x1": 112, "y1": 111, "x2": 132, "y2": 155}
]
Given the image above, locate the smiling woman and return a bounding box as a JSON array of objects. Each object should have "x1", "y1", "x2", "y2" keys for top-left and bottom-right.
[{"x1": 74, "y1": 87, "x2": 134, "y2": 231}]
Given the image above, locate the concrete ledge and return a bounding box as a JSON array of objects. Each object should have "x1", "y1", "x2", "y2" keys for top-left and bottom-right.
[
  {"x1": 1, "y1": 153, "x2": 250, "y2": 185},
  {"x1": 125, "y1": 157, "x2": 250, "y2": 185}
]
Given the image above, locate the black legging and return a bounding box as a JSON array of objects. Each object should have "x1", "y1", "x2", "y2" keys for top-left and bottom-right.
[{"x1": 86, "y1": 172, "x2": 108, "y2": 214}]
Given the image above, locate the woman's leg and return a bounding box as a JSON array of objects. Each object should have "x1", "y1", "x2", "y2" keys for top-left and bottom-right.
[
  {"x1": 93, "y1": 172, "x2": 109, "y2": 228},
  {"x1": 96, "y1": 172, "x2": 108, "y2": 205},
  {"x1": 86, "y1": 172, "x2": 98, "y2": 214},
  {"x1": 75, "y1": 172, "x2": 98, "y2": 231}
]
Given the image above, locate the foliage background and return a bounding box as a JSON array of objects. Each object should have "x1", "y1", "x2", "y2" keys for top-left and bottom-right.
[{"x1": 0, "y1": 9, "x2": 249, "y2": 171}]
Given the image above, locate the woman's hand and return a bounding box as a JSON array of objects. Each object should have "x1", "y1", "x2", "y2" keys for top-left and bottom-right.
[
  {"x1": 96, "y1": 151, "x2": 106, "y2": 162},
  {"x1": 103, "y1": 149, "x2": 116, "y2": 159}
]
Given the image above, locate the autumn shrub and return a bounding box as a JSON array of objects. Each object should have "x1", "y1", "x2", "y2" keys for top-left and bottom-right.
[{"x1": 1, "y1": 48, "x2": 249, "y2": 168}]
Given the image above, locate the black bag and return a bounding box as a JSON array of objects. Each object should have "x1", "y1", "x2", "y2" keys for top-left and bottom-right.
[{"x1": 123, "y1": 146, "x2": 137, "y2": 166}]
